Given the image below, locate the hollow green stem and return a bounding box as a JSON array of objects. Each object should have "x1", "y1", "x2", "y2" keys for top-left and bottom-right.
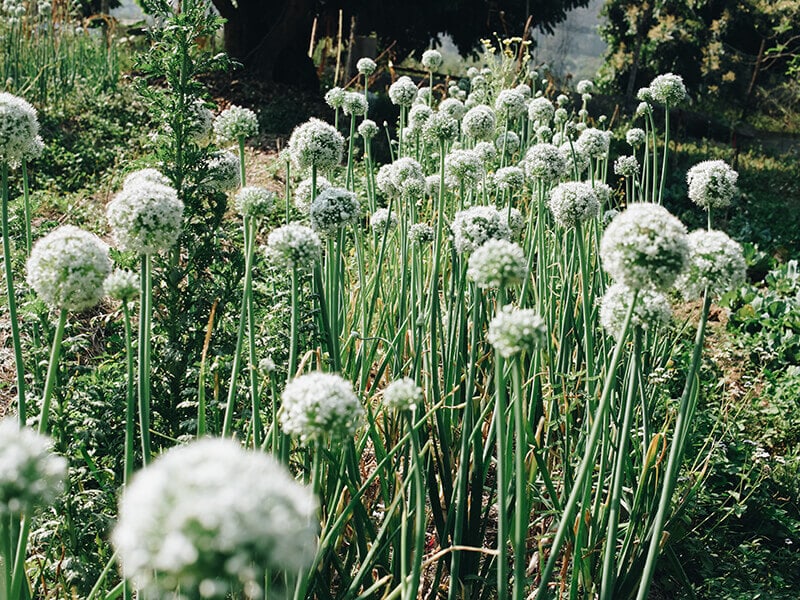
[
  {"x1": 122, "y1": 303, "x2": 135, "y2": 483},
  {"x1": 21, "y1": 160, "x2": 31, "y2": 257},
  {"x1": 38, "y1": 308, "x2": 67, "y2": 435},
  {"x1": 138, "y1": 254, "x2": 152, "y2": 465}
]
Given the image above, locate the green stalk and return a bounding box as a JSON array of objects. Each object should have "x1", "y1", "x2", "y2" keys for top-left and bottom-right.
[
  {"x1": 657, "y1": 104, "x2": 670, "y2": 205},
  {"x1": 245, "y1": 219, "x2": 261, "y2": 447},
  {"x1": 535, "y1": 289, "x2": 639, "y2": 600},
  {"x1": 287, "y1": 266, "x2": 300, "y2": 380},
  {"x1": 38, "y1": 308, "x2": 67, "y2": 435},
  {"x1": 406, "y1": 412, "x2": 426, "y2": 600},
  {"x1": 494, "y1": 286, "x2": 509, "y2": 600},
  {"x1": 575, "y1": 221, "x2": 596, "y2": 398},
  {"x1": 635, "y1": 292, "x2": 711, "y2": 600},
  {"x1": 346, "y1": 114, "x2": 357, "y2": 190},
  {"x1": 21, "y1": 160, "x2": 31, "y2": 257},
  {"x1": 138, "y1": 254, "x2": 152, "y2": 465},
  {"x1": 599, "y1": 329, "x2": 640, "y2": 600},
  {"x1": 238, "y1": 136, "x2": 246, "y2": 187},
  {"x1": 122, "y1": 302, "x2": 135, "y2": 482},
  {"x1": 511, "y1": 359, "x2": 528, "y2": 600},
  {"x1": 1, "y1": 515, "x2": 10, "y2": 600},
  {"x1": 1, "y1": 163, "x2": 26, "y2": 425}
]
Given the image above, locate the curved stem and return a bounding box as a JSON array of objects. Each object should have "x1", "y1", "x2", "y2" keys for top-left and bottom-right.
[{"x1": 1, "y1": 163, "x2": 26, "y2": 425}]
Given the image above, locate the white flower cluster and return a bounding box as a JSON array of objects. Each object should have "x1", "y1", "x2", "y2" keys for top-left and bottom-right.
[
  {"x1": 294, "y1": 175, "x2": 331, "y2": 212},
  {"x1": 205, "y1": 149, "x2": 240, "y2": 192},
  {"x1": 559, "y1": 142, "x2": 590, "y2": 177},
  {"x1": 648, "y1": 73, "x2": 687, "y2": 106},
  {"x1": 184, "y1": 99, "x2": 214, "y2": 144},
  {"x1": 548, "y1": 181, "x2": 600, "y2": 228},
  {"x1": 124, "y1": 168, "x2": 171, "y2": 189},
  {"x1": 0, "y1": 92, "x2": 41, "y2": 166},
  {"x1": 408, "y1": 104, "x2": 433, "y2": 132},
  {"x1": 488, "y1": 305, "x2": 547, "y2": 358},
  {"x1": 462, "y1": 105, "x2": 496, "y2": 140},
  {"x1": 107, "y1": 173, "x2": 184, "y2": 255},
  {"x1": 370, "y1": 207, "x2": 398, "y2": 232},
  {"x1": 342, "y1": 92, "x2": 368, "y2": 117},
  {"x1": 356, "y1": 57, "x2": 377, "y2": 75},
  {"x1": 473, "y1": 141, "x2": 497, "y2": 164},
  {"x1": 599, "y1": 283, "x2": 672, "y2": 340},
  {"x1": 213, "y1": 104, "x2": 259, "y2": 143},
  {"x1": 27, "y1": 225, "x2": 111, "y2": 312},
  {"x1": 576, "y1": 127, "x2": 610, "y2": 159},
  {"x1": 390, "y1": 157, "x2": 426, "y2": 198},
  {"x1": 675, "y1": 229, "x2": 746, "y2": 300},
  {"x1": 444, "y1": 149, "x2": 484, "y2": 189},
  {"x1": 389, "y1": 76, "x2": 418, "y2": 107},
  {"x1": 439, "y1": 98, "x2": 466, "y2": 121},
  {"x1": 382, "y1": 377, "x2": 423, "y2": 412},
  {"x1": 0, "y1": 419, "x2": 65, "y2": 518},
  {"x1": 422, "y1": 112, "x2": 459, "y2": 143},
  {"x1": 104, "y1": 269, "x2": 139, "y2": 303},
  {"x1": 112, "y1": 438, "x2": 317, "y2": 599},
  {"x1": 467, "y1": 239, "x2": 527, "y2": 289},
  {"x1": 494, "y1": 89, "x2": 526, "y2": 121},
  {"x1": 288, "y1": 118, "x2": 345, "y2": 172},
  {"x1": 686, "y1": 159, "x2": 738, "y2": 209},
  {"x1": 614, "y1": 155, "x2": 640, "y2": 177},
  {"x1": 421, "y1": 49, "x2": 443, "y2": 70},
  {"x1": 528, "y1": 97, "x2": 554, "y2": 124},
  {"x1": 600, "y1": 203, "x2": 689, "y2": 290},
  {"x1": 505, "y1": 206, "x2": 524, "y2": 238},
  {"x1": 576, "y1": 80, "x2": 594, "y2": 95},
  {"x1": 264, "y1": 223, "x2": 321, "y2": 271},
  {"x1": 626, "y1": 127, "x2": 646, "y2": 147},
  {"x1": 523, "y1": 143, "x2": 567, "y2": 183},
  {"x1": 358, "y1": 119, "x2": 379, "y2": 140},
  {"x1": 280, "y1": 372, "x2": 364, "y2": 445},
  {"x1": 450, "y1": 206, "x2": 511, "y2": 255},
  {"x1": 310, "y1": 187, "x2": 360, "y2": 234},
  {"x1": 324, "y1": 87, "x2": 345, "y2": 110},
  {"x1": 495, "y1": 131, "x2": 520, "y2": 155},
  {"x1": 409, "y1": 222, "x2": 435, "y2": 245},
  {"x1": 492, "y1": 166, "x2": 524, "y2": 193},
  {"x1": 235, "y1": 186, "x2": 275, "y2": 221}
]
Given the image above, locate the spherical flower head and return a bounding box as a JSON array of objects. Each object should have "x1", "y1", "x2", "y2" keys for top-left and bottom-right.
[
  {"x1": 415, "y1": 87, "x2": 432, "y2": 105},
  {"x1": 467, "y1": 66, "x2": 479, "y2": 79},
  {"x1": 294, "y1": 176, "x2": 331, "y2": 212},
  {"x1": 548, "y1": 181, "x2": 600, "y2": 228},
  {"x1": 112, "y1": 438, "x2": 318, "y2": 598},
  {"x1": 421, "y1": 49, "x2": 443, "y2": 70},
  {"x1": 436, "y1": 99, "x2": 463, "y2": 122},
  {"x1": 444, "y1": 149, "x2": 484, "y2": 189},
  {"x1": 408, "y1": 104, "x2": 433, "y2": 130},
  {"x1": 554, "y1": 107, "x2": 569, "y2": 125},
  {"x1": 22, "y1": 135, "x2": 44, "y2": 162},
  {"x1": 495, "y1": 131, "x2": 520, "y2": 155},
  {"x1": 523, "y1": 143, "x2": 566, "y2": 183},
  {"x1": 576, "y1": 79, "x2": 594, "y2": 95},
  {"x1": 558, "y1": 142, "x2": 590, "y2": 178},
  {"x1": 123, "y1": 168, "x2": 171, "y2": 189},
  {"x1": 467, "y1": 239, "x2": 527, "y2": 289},
  {"x1": 494, "y1": 89, "x2": 526, "y2": 121},
  {"x1": 104, "y1": 269, "x2": 139, "y2": 303},
  {"x1": 600, "y1": 283, "x2": 672, "y2": 340},
  {"x1": 451, "y1": 205, "x2": 511, "y2": 255},
  {"x1": 556, "y1": 93, "x2": 569, "y2": 107},
  {"x1": 462, "y1": 104, "x2": 496, "y2": 140},
  {"x1": 474, "y1": 141, "x2": 497, "y2": 165},
  {"x1": 213, "y1": 104, "x2": 259, "y2": 144},
  {"x1": 424, "y1": 175, "x2": 440, "y2": 198},
  {"x1": 488, "y1": 305, "x2": 547, "y2": 358},
  {"x1": 356, "y1": 57, "x2": 377, "y2": 75},
  {"x1": 593, "y1": 182, "x2": 613, "y2": 208},
  {"x1": 515, "y1": 83, "x2": 532, "y2": 100},
  {"x1": 382, "y1": 377, "x2": 423, "y2": 412},
  {"x1": 310, "y1": 187, "x2": 360, "y2": 234},
  {"x1": 648, "y1": 73, "x2": 687, "y2": 106},
  {"x1": 280, "y1": 372, "x2": 364, "y2": 445},
  {"x1": 528, "y1": 97, "x2": 555, "y2": 125},
  {"x1": 288, "y1": 118, "x2": 345, "y2": 172},
  {"x1": 0, "y1": 92, "x2": 40, "y2": 166},
  {"x1": 370, "y1": 207, "x2": 398, "y2": 232},
  {"x1": 409, "y1": 222, "x2": 435, "y2": 245},
  {"x1": 686, "y1": 159, "x2": 738, "y2": 209},
  {"x1": 626, "y1": 127, "x2": 646, "y2": 147},
  {"x1": 636, "y1": 87, "x2": 654, "y2": 103},
  {"x1": 342, "y1": 91, "x2": 368, "y2": 117},
  {"x1": 389, "y1": 76, "x2": 418, "y2": 107},
  {"x1": 600, "y1": 203, "x2": 689, "y2": 291},
  {"x1": 107, "y1": 180, "x2": 184, "y2": 255},
  {"x1": 235, "y1": 186, "x2": 275, "y2": 221},
  {"x1": 576, "y1": 127, "x2": 610, "y2": 159},
  {"x1": 27, "y1": 225, "x2": 111, "y2": 312},
  {"x1": 324, "y1": 87, "x2": 346, "y2": 110},
  {"x1": 390, "y1": 157, "x2": 426, "y2": 199},
  {"x1": 493, "y1": 166, "x2": 524, "y2": 193},
  {"x1": 264, "y1": 222, "x2": 321, "y2": 271},
  {"x1": 358, "y1": 119, "x2": 379, "y2": 140},
  {"x1": 675, "y1": 229, "x2": 746, "y2": 300},
  {"x1": 0, "y1": 419, "x2": 65, "y2": 518},
  {"x1": 614, "y1": 155, "x2": 640, "y2": 177},
  {"x1": 505, "y1": 206, "x2": 524, "y2": 238},
  {"x1": 376, "y1": 163, "x2": 398, "y2": 198},
  {"x1": 536, "y1": 126, "x2": 552, "y2": 143},
  {"x1": 204, "y1": 149, "x2": 240, "y2": 192},
  {"x1": 422, "y1": 111, "x2": 459, "y2": 143}
]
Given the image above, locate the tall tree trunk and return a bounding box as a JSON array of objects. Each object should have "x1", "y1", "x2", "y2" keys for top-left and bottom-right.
[{"x1": 212, "y1": 0, "x2": 318, "y2": 89}]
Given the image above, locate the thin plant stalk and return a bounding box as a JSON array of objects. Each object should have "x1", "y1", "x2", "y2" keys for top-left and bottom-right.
[
  {"x1": 657, "y1": 104, "x2": 670, "y2": 205},
  {"x1": 511, "y1": 358, "x2": 528, "y2": 600},
  {"x1": 122, "y1": 302, "x2": 135, "y2": 481},
  {"x1": 406, "y1": 411, "x2": 426, "y2": 600},
  {"x1": 138, "y1": 254, "x2": 153, "y2": 465},
  {"x1": 37, "y1": 308, "x2": 67, "y2": 435},
  {"x1": 494, "y1": 285, "x2": 508, "y2": 600},
  {"x1": 1, "y1": 163, "x2": 26, "y2": 425},
  {"x1": 21, "y1": 160, "x2": 31, "y2": 257}
]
